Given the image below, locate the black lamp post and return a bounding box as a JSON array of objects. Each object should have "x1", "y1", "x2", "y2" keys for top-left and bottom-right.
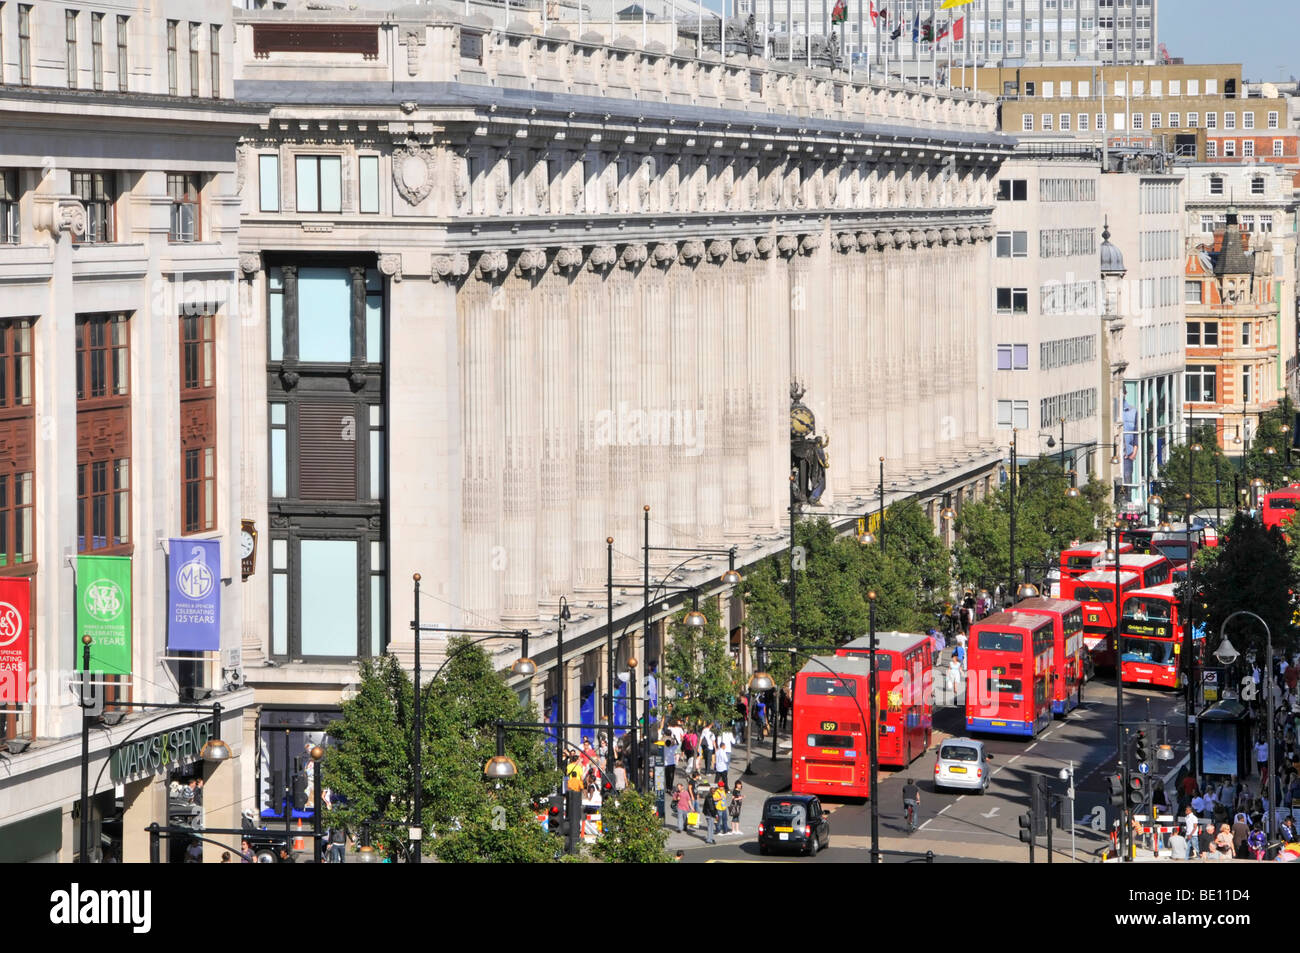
[
  {"x1": 1009, "y1": 432, "x2": 1018, "y2": 608},
  {"x1": 1107, "y1": 523, "x2": 1130, "y2": 862},
  {"x1": 556, "y1": 596, "x2": 571, "y2": 770},
  {"x1": 310, "y1": 744, "x2": 324, "y2": 863},
  {"x1": 1218, "y1": 612, "x2": 1278, "y2": 841},
  {"x1": 409, "y1": 574, "x2": 535, "y2": 863}
]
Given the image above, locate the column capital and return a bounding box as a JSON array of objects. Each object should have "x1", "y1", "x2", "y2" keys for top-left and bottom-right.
[
  {"x1": 651, "y1": 242, "x2": 678, "y2": 268},
  {"x1": 377, "y1": 254, "x2": 402, "y2": 281},
  {"x1": 516, "y1": 247, "x2": 548, "y2": 277},
  {"x1": 680, "y1": 239, "x2": 706, "y2": 264},
  {"x1": 238, "y1": 251, "x2": 262, "y2": 277},
  {"x1": 431, "y1": 252, "x2": 470, "y2": 282},
  {"x1": 588, "y1": 244, "x2": 618, "y2": 272},
  {"x1": 476, "y1": 249, "x2": 510, "y2": 279}
]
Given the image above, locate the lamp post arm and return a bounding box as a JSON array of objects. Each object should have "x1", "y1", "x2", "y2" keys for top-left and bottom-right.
[{"x1": 415, "y1": 630, "x2": 532, "y2": 685}]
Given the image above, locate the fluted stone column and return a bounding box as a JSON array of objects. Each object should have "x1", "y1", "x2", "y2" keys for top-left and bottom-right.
[
  {"x1": 609, "y1": 245, "x2": 641, "y2": 578},
  {"x1": 639, "y1": 243, "x2": 672, "y2": 570},
  {"x1": 745, "y1": 238, "x2": 774, "y2": 533},
  {"x1": 883, "y1": 234, "x2": 907, "y2": 471},
  {"x1": 695, "y1": 246, "x2": 725, "y2": 547},
  {"x1": 501, "y1": 258, "x2": 540, "y2": 624},
  {"x1": 865, "y1": 234, "x2": 888, "y2": 467},
  {"x1": 668, "y1": 242, "x2": 701, "y2": 547},
  {"x1": 901, "y1": 231, "x2": 923, "y2": 476},
  {"x1": 770, "y1": 237, "x2": 795, "y2": 521},
  {"x1": 720, "y1": 246, "x2": 749, "y2": 541},
  {"x1": 958, "y1": 228, "x2": 980, "y2": 453},
  {"x1": 460, "y1": 257, "x2": 504, "y2": 624},
  {"x1": 847, "y1": 235, "x2": 871, "y2": 495},
  {"x1": 573, "y1": 248, "x2": 610, "y2": 595},
  {"x1": 916, "y1": 232, "x2": 939, "y2": 472},
  {"x1": 975, "y1": 226, "x2": 994, "y2": 447},
  {"x1": 537, "y1": 255, "x2": 574, "y2": 604},
  {"x1": 829, "y1": 236, "x2": 853, "y2": 498}
]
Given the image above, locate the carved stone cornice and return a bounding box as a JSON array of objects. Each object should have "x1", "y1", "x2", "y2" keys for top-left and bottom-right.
[
  {"x1": 707, "y1": 239, "x2": 731, "y2": 263},
  {"x1": 393, "y1": 140, "x2": 437, "y2": 206},
  {"x1": 777, "y1": 234, "x2": 799, "y2": 257},
  {"x1": 733, "y1": 237, "x2": 756, "y2": 261},
  {"x1": 516, "y1": 247, "x2": 548, "y2": 276},
  {"x1": 836, "y1": 232, "x2": 857, "y2": 253},
  {"x1": 555, "y1": 246, "x2": 584, "y2": 272},
  {"x1": 891, "y1": 229, "x2": 910, "y2": 249},
  {"x1": 875, "y1": 231, "x2": 892, "y2": 251},
  {"x1": 925, "y1": 228, "x2": 941, "y2": 246},
  {"x1": 588, "y1": 244, "x2": 618, "y2": 272},
  {"x1": 620, "y1": 243, "x2": 648, "y2": 269},
  {"x1": 378, "y1": 253, "x2": 403, "y2": 282},
  {"x1": 680, "y1": 239, "x2": 706, "y2": 264},
  {"x1": 955, "y1": 226, "x2": 972, "y2": 244},
  {"x1": 909, "y1": 229, "x2": 926, "y2": 247},
  {"x1": 431, "y1": 252, "x2": 470, "y2": 282},
  {"x1": 755, "y1": 236, "x2": 775, "y2": 259},
  {"x1": 940, "y1": 227, "x2": 957, "y2": 245},
  {"x1": 476, "y1": 249, "x2": 510, "y2": 278},
  {"x1": 651, "y1": 242, "x2": 678, "y2": 268},
  {"x1": 857, "y1": 232, "x2": 874, "y2": 251},
  {"x1": 798, "y1": 234, "x2": 821, "y2": 255}
]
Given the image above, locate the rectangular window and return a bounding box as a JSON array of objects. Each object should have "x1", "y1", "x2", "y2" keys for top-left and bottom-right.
[
  {"x1": 1187, "y1": 80, "x2": 1199, "y2": 95},
  {"x1": 1242, "y1": 365, "x2": 1253, "y2": 404},
  {"x1": 76, "y1": 313, "x2": 131, "y2": 554},
  {"x1": 166, "y1": 20, "x2": 177, "y2": 96},
  {"x1": 996, "y1": 288, "x2": 1029, "y2": 314},
  {"x1": 1206, "y1": 141, "x2": 1217, "y2": 159},
  {"x1": 998, "y1": 180, "x2": 1028, "y2": 202},
  {"x1": 167, "y1": 173, "x2": 200, "y2": 243},
  {"x1": 209, "y1": 24, "x2": 220, "y2": 98},
  {"x1": 1224, "y1": 112, "x2": 1236, "y2": 130},
  {"x1": 1185, "y1": 281, "x2": 1203, "y2": 304},
  {"x1": 1206, "y1": 112, "x2": 1217, "y2": 130},
  {"x1": 295, "y1": 155, "x2": 341, "y2": 214},
  {"x1": 270, "y1": 402, "x2": 287, "y2": 498},
  {"x1": 1187, "y1": 321, "x2": 1218, "y2": 346},
  {"x1": 1168, "y1": 112, "x2": 1180, "y2": 127},
  {"x1": 1132, "y1": 113, "x2": 1143, "y2": 130},
  {"x1": 188, "y1": 22, "x2": 200, "y2": 97},
  {"x1": 1209, "y1": 177, "x2": 1224, "y2": 196},
  {"x1": 1260, "y1": 214, "x2": 1273, "y2": 233},
  {"x1": 359, "y1": 156, "x2": 379, "y2": 214},
  {"x1": 91, "y1": 12, "x2": 103, "y2": 91},
  {"x1": 259, "y1": 155, "x2": 280, "y2": 212},
  {"x1": 1241, "y1": 322, "x2": 1252, "y2": 346},
  {"x1": 0, "y1": 319, "x2": 36, "y2": 569},
  {"x1": 71, "y1": 171, "x2": 117, "y2": 244},
  {"x1": 1042, "y1": 114, "x2": 1053, "y2": 131},
  {"x1": 1187, "y1": 112, "x2": 1199, "y2": 128},
  {"x1": 1022, "y1": 114, "x2": 1035, "y2": 132},
  {"x1": 997, "y1": 400, "x2": 1013, "y2": 427},
  {"x1": 1079, "y1": 113, "x2": 1090, "y2": 131},
  {"x1": 1244, "y1": 141, "x2": 1255, "y2": 158},
  {"x1": 0, "y1": 171, "x2": 19, "y2": 245},
  {"x1": 1060, "y1": 113, "x2": 1071, "y2": 131},
  {"x1": 1243, "y1": 112, "x2": 1254, "y2": 130},
  {"x1": 1268, "y1": 112, "x2": 1280, "y2": 130},
  {"x1": 116, "y1": 16, "x2": 128, "y2": 92},
  {"x1": 18, "y1": 4, "x2": 31, "y2": 86},
  {"x1": 997, "y1": 345, "x2": 1012, "y2": 371},
  {"x1": 180, "y1": 312, "x2": 216, "y2": 534},
  {"x1": 1275, "y1": 140, "x2": 1285, "y2": 158},
  {"x1": 299, "y1": 540, "x2": 360, "y2": 657},
  {"x1": 996, "y1": 231, "x2": 1028, "y2": 258},
  {"x1": 65, "y1": 9, "x2": 78, "y2": 89},
  {"x1": 1224, "y1": 140, "x2": 1236, "y2": 157},
  {"x1": 1184, "y1": 364, "x2": 1217, "y2": 404}
]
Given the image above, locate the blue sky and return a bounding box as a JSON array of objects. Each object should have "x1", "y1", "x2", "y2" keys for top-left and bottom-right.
[{"x1": 1160, "y1": 0, "x2": 1298, "y2": 81}]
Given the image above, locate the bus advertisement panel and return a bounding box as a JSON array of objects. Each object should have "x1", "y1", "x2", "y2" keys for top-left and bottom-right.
[
  {"x1": 1119, "y1": 584, "x2": 1182, "y2": 689},
  {"x1": 791, "y1": 656, "x2": 873, "y2": 799},
  {"x1": 1008, "y1": 597, "x2": 1085, "y2": 716},
  {"x1": 1062, "y1": 569, "x2": 1142, "y2": 668},
  {"x1": 965, "y1": 612, "x2": 1054, "y2": 738},
  {"x1": 835, "y1": 632, "x2": 934, "y2": 767}
]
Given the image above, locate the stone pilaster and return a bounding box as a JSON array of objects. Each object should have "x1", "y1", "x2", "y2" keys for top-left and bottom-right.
[
  {"x1": 900, "y1": 231, "x2": 923, "y2": 476},
  {"x1": 609, "y1": 246, "x2": 641, "y2": 578},
  {"x1": 720, "y1": 249, "x2": 749, "y2": 541},
  {"x1": 538, "y1": 259, "x2": 574, "y2": 604},
  {"x1": 460, "y1": 264, "x2": 502, "y2": 625},
  {"x1": 572, "y1": 251, "x2": 609, "y2": 595},
  {"x1": 695, "y1": 248, "x2": 725, "y2": 548},
  {"x1": 745, "y1": 240, "x2": 774, "y2": 533},
  {"x1": 640, "y1": 244, "x2": 672, "y2": 570},
  {"x1": 667, "y1": 247, "x2": 699, "y2": 548},
  {"x1": 501, "y1": 261, "x2": 540, "y2": 625}
]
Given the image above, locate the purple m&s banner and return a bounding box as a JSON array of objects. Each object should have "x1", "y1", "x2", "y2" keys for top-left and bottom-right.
[{"x1": 168, "y1": 539, "x2": 221, "y2": 651}]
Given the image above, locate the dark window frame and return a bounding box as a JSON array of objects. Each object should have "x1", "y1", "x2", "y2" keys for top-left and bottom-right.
[
  {"x1": 180, "y1": 311, "x2": 216, "y2": 535},
  {"x1": 167, "y1": 172, "x2": 201, "y2": 243},
  {"x1": 71, "y1": 171, "x2": 118, "y2": 245},
  {"x1": 76, "y1": 313, "x2": 132, "y2": 556}
]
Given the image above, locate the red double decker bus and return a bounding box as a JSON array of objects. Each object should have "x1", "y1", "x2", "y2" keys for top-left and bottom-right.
[
  {"x1": 1058, "y1": 541, "x2": 1133, "y2": 582},
  {"x1": 1007, "y1": 597, "x2": 1085, "y2": 716},
  {"x1": 791, "y1": 655, "x2": 873, "y2": 798},
  {"x1": 835, "y1": 632, "x2": 934, "y2": 767},
  {"x1": 1119, "y1": 584, "x2": 1183, "y2": 689},
  {"x1": 965, "y1": 612, "x2": 1055, "y2": 738},
  {"x1": 1061, "y1": 569, "x2": 1141, "y2": 669},
  {"x1": 1262, "y1": 488, "x2": 1300, "y2": 535},
  {"x1": 1094, "y1": 552, "x2": 1173, "y2": 590}
]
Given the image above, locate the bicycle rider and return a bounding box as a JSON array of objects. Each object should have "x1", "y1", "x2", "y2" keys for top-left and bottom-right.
[{"x1": 902, "y1": 777, "x2": 921, "y2": 831}]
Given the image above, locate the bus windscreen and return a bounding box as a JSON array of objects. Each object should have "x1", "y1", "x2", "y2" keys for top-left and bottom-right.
[
  {"x1": 1270, "y1": 497, "x2": 1299, "y2": 510},
  {"x1": 976, "y1": 630, "x2": 1024, "y2": 652},
  {"x1": 1072, "y1": 586, "x2": 1115, "y2": 603},
  {"x1": 1124, "y1": 598, "x2": 1171, "y2": 622},
  {"x1": 1121, "y1": 638, "x2": 1177, "y2": 665},
  {"x1": 805, "y1": 676, "x2": 857, "y2": 696}
]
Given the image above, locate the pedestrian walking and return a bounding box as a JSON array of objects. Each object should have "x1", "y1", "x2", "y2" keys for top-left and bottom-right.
[
  {"x1": 779, "y1": 688, "x2": 792, "y2": 732},
  {"x1": 1248, "y1": 824, "x2": 1267, "y2": 860},
  {"x1": 1182, "y1": 807, "x2": 1200, "y2": 860},
  {"x1": 673, "y1": 783, "x2": 693, "y2": 833},
  {"x1": 663, "y1": 730, "x2": 679, "y2": 793},
  {"x1": 328, "y1": 824, "x2": 348, "y2": 863},
  {"x1": 700, "y1": 723, "x2": 717, "y2": 774},
  {"x1": 703, "y1": 778, "x2": 720, "y2": 843},
  {"x1": 729, "y1": 780, "x2": 745, "y2": 835},
  {"x1": 711, "y1": 779, "x2": 731, "y2": 835},
  {"x1": 1256, "y1": 738, "x2": 1270, "y2": 783},
  {"x1": 714, "y1": 735, "x2": 731, "y2": 786},
  {"x1": 948, "y1": 655, "x2": 963, "y2": 705}
]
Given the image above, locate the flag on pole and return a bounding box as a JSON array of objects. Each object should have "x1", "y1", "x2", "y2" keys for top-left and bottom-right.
[
  {"x1": 940, "y1": 0, "x2": 975, "y2": 8},
  {"x1": 911, "y1": 14, "x2": 919, "y2": 42},
  {"x1": 937, "y1": 18, "x2": 950, "y2": 40},
  {"x1": 952, "y1": 14, "x2": 965, "y2": 41},
  {"x1": 869, "y1": 1, "x2": 880, "y2": 25},
  {"x1": 832, "y1": 0, "x2": 847, "y2": 24}
]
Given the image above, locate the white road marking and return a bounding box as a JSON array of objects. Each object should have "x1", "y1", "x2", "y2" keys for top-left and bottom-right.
[
  {"x1": 938, "y1": 804, "x2": 952, "y2": 815},
  {"x1": 1026, "y1": 742, "x2": 1039, "y2": 751}
]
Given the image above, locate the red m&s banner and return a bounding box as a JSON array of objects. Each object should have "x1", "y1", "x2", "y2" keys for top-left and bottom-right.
[{"x1": 0, "y1": 577, "x2": 31, "y2": 705}]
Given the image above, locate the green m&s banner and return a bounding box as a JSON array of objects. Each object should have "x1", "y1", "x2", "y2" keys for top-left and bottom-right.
[{"x1": 76, "y1": 555, "x2": 132, "y2": 675}]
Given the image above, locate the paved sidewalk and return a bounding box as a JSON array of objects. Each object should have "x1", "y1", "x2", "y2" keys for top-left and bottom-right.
[{"x1": 662, "y1": 734, "x2": 793, "y2": 851}]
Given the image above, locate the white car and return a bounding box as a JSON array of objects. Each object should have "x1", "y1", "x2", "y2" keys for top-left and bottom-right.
[{"x1": 934, "y1": 738, "x2": 993, "y2": 794}]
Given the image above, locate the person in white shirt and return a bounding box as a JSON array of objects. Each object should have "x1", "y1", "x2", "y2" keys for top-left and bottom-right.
[
  {"x1": 714, "y1": 738, "x2": 731, "y2": 787},
  {"x1": 1182, "y1": 807, "x2": 1199, "y2": 860},
  {"x1": 700, "y1": 725, "x2": 717, "y2": 774}
]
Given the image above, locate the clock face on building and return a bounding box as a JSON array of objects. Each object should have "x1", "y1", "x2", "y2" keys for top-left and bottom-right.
[
  {"x1": 240, "y1": 531, "x2": 255, "y2": 559},
  {"x1": 240, "y1": 520, "x2": 257, "y2": 579}
]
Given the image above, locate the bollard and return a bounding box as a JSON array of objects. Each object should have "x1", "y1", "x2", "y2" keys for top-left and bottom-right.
[
  {"x1": 926, "y1": 850, "x2": 934, "y2": 864},
  {"x1": 148, "y1": 823, "x2": 160, "y2": 864}
]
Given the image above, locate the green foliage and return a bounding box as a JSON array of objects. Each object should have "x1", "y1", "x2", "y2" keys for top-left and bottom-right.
[
  {"x1": 741, "y1": 509, "x2": 948, "y2": 686},
  {"x1": 1243, "y1": 401, "x2": 1300, "y2": 488},
  {"x1": 661, "y1": 598, "x2": 739, "y2": 728},
  {"x1": 1161, "y1": 424, "x2": 1233, "y2": 513},
  {"x1": 591, "y1": 788, "x2": 672, "y2": 863},
  {"x1": 323, "y1": 640, "x2": 559, "y2": 863},
  {"x1": 953, "y1": 457, "x2": 1112, "y2": 591},
  {"x1": 1195, "y1": 514, "x2": 1297, "y2": 663}
]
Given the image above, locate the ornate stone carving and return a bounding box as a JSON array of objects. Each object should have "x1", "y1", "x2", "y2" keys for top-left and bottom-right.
[
  {"x1": 732, "y1": 237, "x2": 756, "y2": 261},
  {"x1": 652, "y1": 242, "x2": 678, "y2": 267},
  {"x1": 555, "y1": 246, "x2": 584, "y2": 271},
  {"x1": 857, "y1": 232, "x2": 874, "y2": 250},
  {"x1": 909, "y1": 229, "x2": 926, "y2": 247},
  {"x1": 239, "y1": 252, "x2": 262, "y2": 277},
  {"x1": 495, "y1": 167, "x2": 509, "y2": 208},
  {"x1": 476, "y1": 249, "x2": 510, "y2": 278},
  {"x1": 235, "y1": 143, "x2": 250, "y2": 195},
  {"x1": 925, "y1": 228, "x2": 941, "y2": 246},
  {"x1": 799, "y1": 234, "x2": 821, "y2": 255},
  {"x1": 955, "y1": 226, "x2": 972, "y2": 244},
  {"x1": 637, "y1": 174, "x2": 650, "y2": 210},
  {"x1": 393, "y1": 141, "x2": 437, "y2": 206},
  {"x1": 979, "y1": 224, "x2": 996, "y2": 242},
  {"x1": 453, "y1": 157, "x2": 470, "y2": 211},
  {"x1": 606, "y1": 171, "x2": 619, "y2": 208},
  {"x1": 620, "y1": 243, "x2": 648, "y2": 269},
  {"x1": 570, "y1": 176, "x2": 584, "y2": 211},
  {"x1": 696, "y1": 175, "x2": 708, "y2": 207},
  {"x1": 516, "y1": 247, "x2": 548, "y2": 276},
  {"x1": 431, "y1": 252, "x2": 470, "y2": 282},
  {"x1": 680, "y1": 239, "x2": 705, "y2": 264},
  {"x1": 941, "y1": 227, "x2": 957, "y2": 245},
  {"x1": 892, "y1": 230, "x2": 910, "y2": 249},
  {"x1": 707, "y1": 239, "x2": 731, "y2": 262},
  {"x1": 588, "y1": 244, "x2": 618, "y2": 271},
  {"x1": 535, "y1": 171, "x2": 549, "y2": 209},
  {"x1": 837, "y1": 232, "x2": 857, "y2": 253},
  {"x1": 777, "y1": 234, "x2": 799, "y2": 257},
  {"x1": 400, "y1": 26, "x2": 425, "y2": 77},
  {"x1": 377, "y1": 253, "x2": 402, "y2": 282},
  {"x1": 755, "y1": 236, "x2": 775, "y2": 258}
]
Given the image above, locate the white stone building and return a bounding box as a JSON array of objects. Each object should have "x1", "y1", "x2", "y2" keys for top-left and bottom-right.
[
  {"x1": 0, "y1": 0, "x2": 262, "y2": 863},
  {"x1": 230, "y1": 4, "x2": 1014, "y2": 788}
]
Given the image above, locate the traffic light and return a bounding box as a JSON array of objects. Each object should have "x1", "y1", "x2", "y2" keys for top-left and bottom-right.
[
  {"x1": 1057, "y1": 796, "x2": 1072, "y2": 831},
  {"x1": 1033, "y1": 776, "x2": 1049, "y2": 836},
  {"x1": 1107, "y1": 774, "x2": 1125, "y2": 806},
  {"x1": 1128, "y1": 775, "x2": 1146, "y2": 808},
  {"x1": 1132, "y1": 730, "x2": 1148, "y2": 764},
  {"x1": 1018, "y1": 812, "x2": 1034, "y2": 844}
]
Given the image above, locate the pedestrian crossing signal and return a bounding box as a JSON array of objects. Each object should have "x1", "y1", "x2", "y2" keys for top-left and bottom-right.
[
  {"x1": 1107, "y1": 774, "x2": 1124, "y2": 806},
  {"x1": 1128, "y1": 775, "x2": 1146, "y2": 807}
]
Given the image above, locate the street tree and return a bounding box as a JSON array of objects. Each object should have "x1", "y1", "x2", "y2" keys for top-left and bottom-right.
[
  {"x1": 1194, "y1": 514, "x2": 1297, "y2": 664},
  {"x1": 661, "y1": 598, "x2": 739, "y2": 730},
  {"x1": 1243, "y1": 400, "x2": 1300, "y2": 488},
  {"x1": 324, "y1": 640, "x2": 558, "y2": 863},
  {"x1": 590, "y1": 788, "x2": 672, "y2": 863},
  {"x1": 1160, "y1": 423, "x2": 1233, "y2": 514}
]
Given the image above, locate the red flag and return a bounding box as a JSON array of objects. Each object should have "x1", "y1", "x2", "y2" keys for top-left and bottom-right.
[
  {"x1": 952, "y1": 15, "x2": 965, "y2": 41},
  {"x1": 831, "y1": 0, "x2": 847, "y2": 23},
  {"x1": 869, "y1": 0, "x2": 880, "y2": 24},
  {"x1": 0, "y1": 577, "x2": 31, "y2": 705}
]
